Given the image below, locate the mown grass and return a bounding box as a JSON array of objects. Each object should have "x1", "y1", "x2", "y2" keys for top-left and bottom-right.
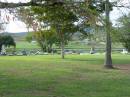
[
  {"x1": 15, "y1": 41, "x2": 123, "y2": 50},
  {"x1": 16, "y1": 41, "x2": 39, "y2": 49},
  {"x1": 0, "y1": 54, "x2": 130, "y2": 97}
]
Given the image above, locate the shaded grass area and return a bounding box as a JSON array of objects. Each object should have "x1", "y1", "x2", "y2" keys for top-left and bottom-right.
[{"x1": 0, "y1": 54, "x2": 129, "y2": 97}]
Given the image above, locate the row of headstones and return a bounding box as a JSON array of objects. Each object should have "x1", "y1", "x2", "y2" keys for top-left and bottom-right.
[
  {"x1": 0, "y1": 45, "x2": 46, "y2": 56},
  {"x1": 0, "y1": 44, "x2": 129, "y2": 56}
]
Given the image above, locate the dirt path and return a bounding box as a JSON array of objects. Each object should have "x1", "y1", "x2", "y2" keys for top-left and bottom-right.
[{"x1": 116, "y1": 64, "x2": 130, "y2": 73}]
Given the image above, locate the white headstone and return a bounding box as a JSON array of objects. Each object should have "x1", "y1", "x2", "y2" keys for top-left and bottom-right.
[
  {"x1": 1, "y1": 45, "x2": 6, "y2": 55},
  {"x1": 121, "y1": 49, "x2": 128, "y2": 54}
]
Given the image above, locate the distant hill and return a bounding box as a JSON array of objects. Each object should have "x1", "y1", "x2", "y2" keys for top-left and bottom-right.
[
  {"x1": 0, "y1": 32, "x2": 28, "y2": 41},
  {"x1": 10, "y1": 32, "x2": 28, "y2": 36}
]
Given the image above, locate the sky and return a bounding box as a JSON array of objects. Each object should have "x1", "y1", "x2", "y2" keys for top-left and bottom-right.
[
  {"x1": 0, "y1": 0, "x2": 29, "y2": 3},
  {"x1": 110, "y1": 0, "x2": 130, "y2": 25},
  {"x1": 0, "y1": 0, "x2": 130, "y2": 33}
]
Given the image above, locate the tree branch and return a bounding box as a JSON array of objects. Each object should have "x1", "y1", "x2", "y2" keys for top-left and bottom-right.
[
  {"x1": 112, "y1": 4, "x2": 130, "y2": 9},
  {"x1": 0, "y1": 2, "x2": 34, "y2": 8},
  {"x1": 0, "y1": 1, "x2": 86, "y2": 8}
]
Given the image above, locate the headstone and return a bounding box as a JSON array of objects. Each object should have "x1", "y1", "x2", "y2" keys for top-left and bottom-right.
[
  {"x1": 121, "y1": 49, "x2": 128, "y2": 54},
  {"x1": 1, "y1": 45, "x2": 6, "y2": 55},
  {"x1": 22, "y1": 49, "x2": 27, "y2": 56},
  {"x1": 90, "y1": 47, "x2": 95, "y2": 54}
]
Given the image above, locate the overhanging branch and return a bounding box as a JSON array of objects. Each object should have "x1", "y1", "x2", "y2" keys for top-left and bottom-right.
[
  {"x1": 0, "y1": 2, "x2": 33, "y2": 8},
  {"x1": 0, "y1": 1, "x2": 86, "y2": 8},
  {"x1": 113, "y1": 5, "x2": 130, "y2": 9}
]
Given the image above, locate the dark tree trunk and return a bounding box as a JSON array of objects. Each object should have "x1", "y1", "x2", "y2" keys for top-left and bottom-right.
[
  {"x1": 105, "y1": 29, "x2": 113, "y2": 68},
  {"x1": 104, "y1": 0, "x2": 113, "y2": 69},
  {"x1": 57, "y1": 25, "x2": 65, "y2": 59},
  {"x1": 40, "y1": 41, "x2": 46, "y2": 52},
  {"x1": 61, "y1": 33, "x2": 65, "y2": 59},
  {"x1": 0, "y1": 45, "x2": 2, "y2": 53},
  {"x1": 90, "y1": 46, "x2": 95, "y2": 54}
]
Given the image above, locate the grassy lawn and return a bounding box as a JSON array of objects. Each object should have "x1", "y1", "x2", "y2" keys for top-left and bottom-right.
[
  {"x1": 16, "y1": 41, "x2": 39, "y2": 49},
  {"x1": 0, "y1": 54, "x2": 130, "y2": 97},
  {"x1": 15, "y1": 41, "x2": 123, "y2": 50}
]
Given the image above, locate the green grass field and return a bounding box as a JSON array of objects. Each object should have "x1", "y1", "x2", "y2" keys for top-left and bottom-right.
[
  {"x1": 16, "y1": 41, "x2": 39, "y2": 49},
  {"x1": 15, "y1": 41, "x2": 123, "y2": 50},
  {"x1": 0, "y1": 54, "x2": 130, "y2": 97}
]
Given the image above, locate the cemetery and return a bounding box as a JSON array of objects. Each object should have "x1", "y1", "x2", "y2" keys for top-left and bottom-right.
[{"x1": 0, "y1": 0, "x2": 130, "y2": 97}]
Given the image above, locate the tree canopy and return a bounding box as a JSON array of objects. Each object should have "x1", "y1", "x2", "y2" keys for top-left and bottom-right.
[
  {"x1": 115, "y1": 14, "x2": 130, "y2": 52},
  {"x1": 0, "y1": 35, "x2": 16, "y2": 52}
]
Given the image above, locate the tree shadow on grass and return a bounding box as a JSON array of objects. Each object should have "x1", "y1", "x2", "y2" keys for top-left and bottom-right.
[
  {"x1": 65, "y1": 58, "x2": 104, "y2": 63},
  {"x1": 66, "y1": 58, "x2": 96, "y2": 62},
  {"x1": 114, "y1": 64, "x2": 130, "y2": 73}
]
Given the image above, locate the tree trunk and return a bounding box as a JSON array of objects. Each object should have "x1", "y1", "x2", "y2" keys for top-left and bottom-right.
[
  {"x1": 0, "y1": 45, "x2": 2, "y2": 53},
  {"x1": 104, "y1": 0, "x2": 113, "y2": 69},
  {"x1": 90, "y1": 46, "x2": 95, "y2": 54},
  {"x1": 61, "y1": 34, "x2": 65, "y2": 59},
  {"x1": 57, "y1": 25, "x2": 65, "y2": 59}
]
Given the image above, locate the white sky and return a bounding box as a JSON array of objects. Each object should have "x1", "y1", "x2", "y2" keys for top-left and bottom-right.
[
  {"x1": 0, "y1": 0, "x2": 130, "y2": 33},
  {"x1": 110, "y1": 0, "x2": 130, "y2": 25},
  {"x1": 0, "y1": 0, "x2": 29, "y2": 3},
  {"x1": 5, "y1": 21, "x2": 28, "y2": 33}
]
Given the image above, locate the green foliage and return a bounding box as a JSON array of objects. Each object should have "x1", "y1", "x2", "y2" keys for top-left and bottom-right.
[
  {"x1": 16, "y1": 7, "x2": 34, "y2": 29},
  {"x1": 17, "y1": 0, "x2": 107, "y2": 55},
  {"x1": 34, "y1": 29, "x2": 57, "y2": 52},
  {"x1": 116, "y1": 14, "x2": 130, "y2": 52},
  {"x1": 26, "y1": 32, "x2": 34, "y2": 43},
  {"x1": 0, "y1": 35, "x2": 16, "y2": 52},
  {"x1": 30, "y1": 2, "x2": 80, "y2": 55}
]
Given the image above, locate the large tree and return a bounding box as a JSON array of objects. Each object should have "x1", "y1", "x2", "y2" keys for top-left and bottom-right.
[
  {"x1": 34, "y1": 29, "x2": 57, "y2": 53},
  {"x1": 104, "y1": 0, "x2": 113, "y2": 68},
  {"x1": 0, "y1": 35, "x2": 16, "y2": 52},
  {"x1": 31, "y1": 3, "x2": 79, "y2": 58}
]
